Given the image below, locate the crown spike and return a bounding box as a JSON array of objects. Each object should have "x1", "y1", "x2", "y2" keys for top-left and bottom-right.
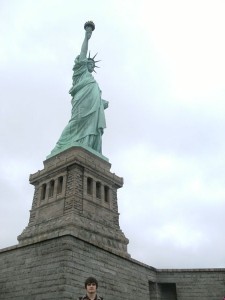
[
  {"x1": 92, "y1": 52, "x2": 98, "y2": 59},
  {"x1": 87, "y1": 52, "x2": 101, "y2": 71}
]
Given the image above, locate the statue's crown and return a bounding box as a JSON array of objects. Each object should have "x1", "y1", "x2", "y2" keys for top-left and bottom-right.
[{"x1": 88, "y1": 51, "x2": 101, "y2": 73}]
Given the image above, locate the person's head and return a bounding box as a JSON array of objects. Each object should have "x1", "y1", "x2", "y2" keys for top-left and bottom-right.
[{"x1": 85, "y1": 277, "x2": 98, "y2": 294}]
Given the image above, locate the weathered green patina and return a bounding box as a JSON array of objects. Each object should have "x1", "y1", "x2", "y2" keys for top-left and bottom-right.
[{"x1": 47, "y1": 22, "x2": 108, "y2": 160}]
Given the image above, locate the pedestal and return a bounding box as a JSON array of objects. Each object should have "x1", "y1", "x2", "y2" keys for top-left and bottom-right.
[{"x1": 18, "y1": 147, "x2": 130, "y2": 258}]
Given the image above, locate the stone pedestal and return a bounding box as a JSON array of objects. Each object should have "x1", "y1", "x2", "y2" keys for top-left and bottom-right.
[{"x1": 18, "y1": 147, "x2": 130, "y2": 258}]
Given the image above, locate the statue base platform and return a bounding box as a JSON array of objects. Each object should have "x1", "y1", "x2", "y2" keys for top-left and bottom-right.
[{"x1": 46, "y1": 143, "x2": 109, "y2": 162}]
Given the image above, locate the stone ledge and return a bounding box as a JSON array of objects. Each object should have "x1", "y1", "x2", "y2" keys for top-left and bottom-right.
[
  {"x1": 157, "y1": 268, "x2": 225, "y2": 272},
  {"x1": 18, "y1": 213, "x2": 130, "y2": 259},
  {"x1": 29, "y1": 147, "x2": 123, "y2": 188}
]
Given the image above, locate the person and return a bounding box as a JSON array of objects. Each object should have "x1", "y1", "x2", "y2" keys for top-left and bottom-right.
[
  {"x1": 48, "y1": 22, "x2": 108, "y2": 158},
  {"x1": 78, "y1": 277, "x2": 103, "y2": 300}
]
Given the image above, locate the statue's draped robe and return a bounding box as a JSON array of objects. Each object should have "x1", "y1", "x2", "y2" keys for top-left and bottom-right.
[{"x1": 50, "y1": 56, "x2": 107, "y2": 156}]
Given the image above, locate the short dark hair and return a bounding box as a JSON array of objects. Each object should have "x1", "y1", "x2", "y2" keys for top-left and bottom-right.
[{"x1": 85, "y1": 277, "x2": 98, "y2": 289}]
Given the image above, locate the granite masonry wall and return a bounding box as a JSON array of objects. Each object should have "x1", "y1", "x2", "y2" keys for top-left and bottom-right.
[
  {"x1": 156, "y1": 269, "x2": 225, "y2": 300},
  {"x1": 0, "y1": 235, "x2": 224, "y2": 300}
]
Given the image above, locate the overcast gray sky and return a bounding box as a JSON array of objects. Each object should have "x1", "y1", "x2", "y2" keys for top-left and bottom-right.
[{"x1": 0, "y1": 0, "x2": 225, "y2": 269}]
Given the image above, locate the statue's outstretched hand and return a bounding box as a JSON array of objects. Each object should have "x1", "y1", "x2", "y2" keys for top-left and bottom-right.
[{"x1": 85, "y1": 27, "x2": 92, "y2": 40}]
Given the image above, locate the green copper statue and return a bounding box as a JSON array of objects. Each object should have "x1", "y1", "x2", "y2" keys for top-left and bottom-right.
[{"x1": 47, "y1": 21, "x2": 108, "y2": 159}]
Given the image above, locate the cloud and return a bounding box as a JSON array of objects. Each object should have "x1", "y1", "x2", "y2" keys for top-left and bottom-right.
[{"x1": 115, "y1": 143, "x2": 225, "y2": 267}]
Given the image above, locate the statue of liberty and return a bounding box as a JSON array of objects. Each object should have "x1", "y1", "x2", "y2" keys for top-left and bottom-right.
[{"x1": 47, "y1": 21, "x2": 108, "y2": 159}]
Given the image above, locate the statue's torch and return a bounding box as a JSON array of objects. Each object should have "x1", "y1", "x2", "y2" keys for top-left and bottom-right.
[{"x1": 84, "y1": 21, "x2": 95, "y2": 31}]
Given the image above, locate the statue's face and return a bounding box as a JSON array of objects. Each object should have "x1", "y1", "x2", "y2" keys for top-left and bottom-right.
[{"x1": 87, "y1": 60, "x2": 95, "y2": 73}]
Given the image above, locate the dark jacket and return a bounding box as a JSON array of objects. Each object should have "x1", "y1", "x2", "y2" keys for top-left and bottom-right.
[{"x1": 78, "y1": 295, "x2": 103, "y2": 300}]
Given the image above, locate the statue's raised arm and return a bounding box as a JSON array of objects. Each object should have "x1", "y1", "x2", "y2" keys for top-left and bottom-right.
[
  {"x1": 47, "y1": 21, "x2": 109, "y2": 160},
  {"x1": 79, "y1": 22, "x2": 93, "y2": 60}
]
